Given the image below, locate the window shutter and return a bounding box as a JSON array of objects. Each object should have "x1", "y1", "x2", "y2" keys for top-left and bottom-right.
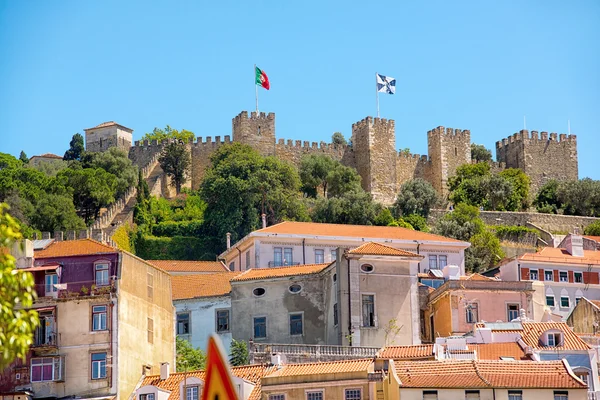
[
  {"x1": 553, "y1": 270, "x2": 559, "y2": 282},
  {"x1": 568, "y1": 271, "x2": 574, "y2": 283},
  {"x1": 520, "y1": 268, "x2": 529, "y2": 281}
]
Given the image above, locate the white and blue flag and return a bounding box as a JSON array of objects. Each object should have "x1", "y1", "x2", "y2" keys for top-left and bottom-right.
[{"x1": 376, "y1": 74, "x2": 396, "y2": 94}]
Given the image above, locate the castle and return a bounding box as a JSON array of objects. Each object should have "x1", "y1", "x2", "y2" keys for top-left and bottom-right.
[{"x1": 85, "y1": 112, "x2": 579, "y2": 204}]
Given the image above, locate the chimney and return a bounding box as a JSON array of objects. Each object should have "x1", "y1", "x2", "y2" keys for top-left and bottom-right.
[
  {"x1": 565, "y1": 234, "x2": 584, "y2": 257},
  {"x1": 519, "y1": 308, "x2": 527, "y2": 321},
  {"x1": 160, "y1": 362, "x2": 170, "y2": 380},
  {"x1": 226, "y1": 232, "x2": 231, "y2": 249},
  {"x1": 262, "y1": 213, "x2": 267, "y2": 229}
]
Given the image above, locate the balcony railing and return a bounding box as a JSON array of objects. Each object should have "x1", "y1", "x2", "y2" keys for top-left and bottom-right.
[
  {"x1": 268, "y1": 261, "x2": 301, "y2": 268},
  {"x1": 251, "y1": 342, "x2": 379, "y2": 357},
  {"x1": 34, "y1": 281, "x2": 115, "y2": 299},
  {"x1": 33, "y1": 322, "x2": 57, "y2": 348}
]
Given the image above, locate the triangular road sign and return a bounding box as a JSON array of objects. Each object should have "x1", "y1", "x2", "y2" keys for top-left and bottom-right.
[{"x1": 201, "y1": 334, "x2": 238, "y2": 400}]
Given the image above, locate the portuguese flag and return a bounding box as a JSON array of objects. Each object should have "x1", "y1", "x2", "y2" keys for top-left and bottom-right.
[{"x1": 255, "y1": 66, "x2": 270, "y2": 90}]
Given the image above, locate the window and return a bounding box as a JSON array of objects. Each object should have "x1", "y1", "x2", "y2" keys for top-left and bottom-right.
[
  {"x1": 315, "y1": 249, "x2": 324, "y2": 263},
  {"x1": 360, "y1": 264, "x2": 374, "y2": 273},
  {"x1": 274, "y1": 247, "x2": 293, "y2": 266},
  {"x1": 147, "y1": 272, "x2": 154, "y2": 300},
  {"x1": 253, "y1": 287, "x2": 266, "y2": 297},
  {"x1": 333, "y1": 303, "x2": 338, "y2": 326},
  {"x1": 290, "y1": 313, "x2": 303, "y2": 335},
  {"x1": 362, "y1": 295, "x2": 375, "y2": 327},
  {"x1": 95, "y1": 263, "x2": 109, "y2": 286},
  {"x1": 306, "y1": 391, "x2": 323, "y2": 400},
  {"x1": 561, "y1": 296, "x2": 570, "y2": 308},
  {"x1": 423, "y1": 391, "x2": 438, "y2": 400},
  {"x1": 289, "y1": 284, "x2": 302, "y2": 293},
  {"x1": 229, "y1": 261, "x2": 235, "y2": 271},
  {"x1": 31, "y1": 357, "x2": 62, "y2": 382},
  {"x1": 575, "y1": 272, "x2": 583, "y2": 283},
  {"x1": 508, "y1": 391, "x2": 523, "y2": 400},
  {"x1": 576, "y1": 297, "x2": 582, "y2": 305},
  {"x1": 465, "y1": 390, "x2": 480, "y2": 400},
  {"x1": 45, "y1": 273, "x2": 58, "y2": 295},
  {"x1": 92, "y1": 305, "x2": 107, "y2": 331},
  {"x1": 420, "y1": 279, "x2": 444, "y2": 289},
  {"x1": 529, "y1": 269, "x2": 539, "y2": 280},
  {"x1": 254, "y1": 317, "x2": 266, "y2": 338},
  {"x1": 140, "y1": 394, "x2": 155, "y2": 400},
  {"x1": 345, "y1": 389, "x2": 361, "y2": 400},
  {"x1": 546, "y1": 295, "x2": 555, "y2": 307},
  {"x1": 186, "y1": 386, "x2": 199, "y2": 400},
  {"x1": 245, "y1": 251, "x2": 251, "y2": 270},
  {"x1": 274, "y1": 248, "x2": 283, "y2": 266},
  {"x1": 91, "y1": 352, "x2": 107, "y2": 379},
  {"x1": 554, "y1": 391, "x2": 568, "y2": 400},
  {"x1": 177, "y1": 313, "x2": 190, "y2": 335},
  {"x1": 507, "y1": 304, "x2": 519, "y2": 321},
  {"x1": 548, "y1": 332, "x2": 562, "y2": 347},
  {"x1": 575, "y1": 371, "x2": 589, "y2": 386},
  {"x1": 216, "y1": 310, "x2": 230, "y2": 333},
  {"x1": 333, "y1": 273, "x2": 337, "y2": 282},
  {"x1": 559, "y1": 271, "x2": 568, "y2": 282},
  {"x1": 284, "y1": 248, "x2": 293, "y2": 265},
  {"x1": 438, "y1": 255, "x2": 447, "y2": 269},
  {"x1": 545, "y1": 270, "x2": 554, "y2": 281},
  {"x1": 428, "y1": 255, "x2": 438, "y2": 270},
  {"x1": 147, "y1": 317, "x2": 154, "y2": 344},
  {"x1": 269, "y1": 395, "x2": 285, "y2": 400},
  {"x1": 466, "y1": 303, "x2": 478, "y2": 324},
  {"x1": 331, "y1": 250, "x2": 337, "y2": 261}
]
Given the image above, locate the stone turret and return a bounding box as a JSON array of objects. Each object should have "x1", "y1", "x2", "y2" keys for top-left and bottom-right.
[
  {"x1": 427, "y1": 126, "x2": 471, "y2": 196},
  {"x1": 85, "y1": 121, "x2": 133, "y2": 152},
  {"x1": 232, "y1": 111, "x2": 276, "y2": 157}
]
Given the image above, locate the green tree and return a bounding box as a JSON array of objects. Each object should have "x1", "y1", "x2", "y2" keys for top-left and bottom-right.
[
  {"x1": 58, "y1": 168, "x2": 117, "y2": 222},
  {"x1": 499, "y1": 168, "x2": 530, "y2": 211},
  {"x1": 141, "y1": 126, "x2": 196, "y2": 143},
  {"x1": 300, "y1": 154, "x2": 361, "y2": 198},
  {"x1": 229, "y1": 339, "x2": 249, "y2": 366},
  {"x1": 0, "y1": 153, "x2": 21, "y2": 170},
  {"x1": 434, "y1": 203, "x2": 484, "y2": 241},
  {"x1": 584, "y1": 221, "x2": 600, "y2": 236},
  {"x1": 18, "y1": 151, "x2": 28, "y2": 164},
  {"x1": 29, "y1": 193, "x2": 86, "y2": 232},
  {"x1": 310, "y1": 190, "x2": 381, "y2": 225},
  {"x1": 557, "y1": 179, "x2": 600, "y2": 217},
  {"x1": 481, "y1": 174, "x2": 514, "y2": 211},
  {"x1": 403, "y1": 214, "x2": 429, "y2": 232},
  {"x1": 176, "y1": 337, "x2": 205, "y2": 371},
  {"x1": 470, "y1": 143, "x2": 493, "y2": 163},
  {"x1": 30, "y1": 159, "x2": 67, "y2": 177},
  {"x1": 374, "y1": 208, "x2": 395, "y2": 226},
  {"x1": 86, "y1": 148, "x2": 138, "y2": 198},
  {"x1": 63, "y1": 133, "x2": 85, "y2": 161},
  {"x1": 0, "y1": 204, "x2": 39, "y2": 369},
  {"x1": 534, "y1": 180, "x2": 561, "y2": 214},
  {"x1": 331, "y1": 132, "x2": 347, "y2": 146},
  {"x1": 393, "y1": 178, "x2": 438, "y2": 218},
  {"x1": 159, "y1": 142, "x2": 191, "y2": 194},
  {"x1": 466, "y1": 230, "x2": 505, "y2": 273}
]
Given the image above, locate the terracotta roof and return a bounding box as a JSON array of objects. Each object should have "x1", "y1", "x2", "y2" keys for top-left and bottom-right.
[
  {"x1": 255, "y1": 221, "x2": 466, "y2": 243},
  {"x1": 519, "y1": 247, "x2": 600, "y2": 265},
  {"x1": 31, "y1": 153, "x2": 63, "y2": 159},
  {"x1": 393, "y1": 360, "x2": 586, "y2": 388},
  {"x1": 264, "y1": 359, "x2": 372, "y2": 378},
  {"x1": 377, "y1": 344, "x2": 435, "y2": 360},
  {"x1": 230, "y1": 263, "x2": 331, "y2": 282},
  {"x1": 584, "y1": 236, "x2": 600, "y2": 242},
  {"x1": 148, "y1": 260, "x2": 228, "y2": 273},
  {"x1": 34, "y1": 239, "x2": 117, "y2": 258},
  {"x1": 590, "y1": 299, "x2": 600, "y2": 309},
  {"x1": 85, "y1": 121, "x2": 133, "y2": 131},
  {"x1": 520, "y1": 322, "x2": 591, "y2": 350},
  {"x1": 460, "y1": 273, "x2": 496, "y2": 281},
  {"x1": 348, "y1": 242, "x2": 423, "y2": 258},
  {"x1": 171, "y1": 273, "x2": 239, "y2": 300},
  {"x1": 140, "y1": 365, "x2": 273, "y2": 400},
  {"x1": 470, "y1": 342, "x2": 529, "y2": 360}
]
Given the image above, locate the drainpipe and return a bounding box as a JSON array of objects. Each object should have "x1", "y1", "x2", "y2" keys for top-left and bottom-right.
[
  {"x1": 347, "y1": 256, "x2": 352, "y2": 346},
  {"x1": 302, "y1": 239, "x2": 306, "y2": 264},
  {"x1": 226, "y1": 233, "x2": 231, "y2": 250},
  {"x1": 414, "y1": 240, "x2": 421, "y2": 273}
]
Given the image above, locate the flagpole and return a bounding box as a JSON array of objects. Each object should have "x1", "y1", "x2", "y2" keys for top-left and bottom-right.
[
  {"x1": 375, "y1": 72, "x2": 380, "y2": 118},
  {"x1": 254, "y1": 64, "x2": 259, "y2": 114}
]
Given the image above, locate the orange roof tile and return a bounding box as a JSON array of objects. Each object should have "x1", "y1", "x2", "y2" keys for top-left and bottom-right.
[
  {"x1": 140, "y1": 365, "x2": 274, "y2": 400},
  {"x1": 34, "y1": 239, "x2": 117, "y2": 258},
  {"x1": 171, "y1": 273, "x2": 239, "y2": 300},
  {"x1": 393, "y1": 360, "x2": 586, "y2": 388},
  {"x1": 230, "y1": 263, "x2": 331, "y2": 282},
  {"x1": 85, "y1": 121, "x2": 133, "y2": 131},
  {"x1": 348, "y1": 242, "x2": 423, "y2": 258},
  {"x1": 584, "y1": 236, "x2": 600, "y2": 242},
  {"x1": 148, "y1": 260, "x2": 228, "y2": 273},
  {"x1": 520, "y1": 322, "x2": 591, "y2": 350},
  {"x1": 460, "y1": 273, "x2": 496, "y2": 281},
  {"x1": 255, "y1": 221, "x2": 466, "y2": 243},
  {"x1": 377, "y1": 345, "x2": 435, "y2": 360},
  {"x1": 264, "y1": 359, "x2": 372, "y2": 378},
  {"x1": 519, "y1": 247, "x2": 600, "y2": 265},
  {"x1": 470, "y1": 342, "x2": 529, "y2": 360}
]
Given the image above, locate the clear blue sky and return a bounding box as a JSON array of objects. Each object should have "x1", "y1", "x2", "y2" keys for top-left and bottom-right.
[{"x1": 1, "y1": 1, "x2": 599, "y2": 179}]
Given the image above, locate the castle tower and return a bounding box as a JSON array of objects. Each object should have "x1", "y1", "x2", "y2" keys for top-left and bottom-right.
[
  {"x1": 427, "y1": 126, "x2": 471, "y2": 196},
  {"x1": 232, "y1": 111, "x2": 276, "y2": 156},
  {"x1": 351, "y1": 117, "x2": 397, "y2": 204},
  {"x1": 495, "y1": 130, "x2": 578, "y2": 193},
  {"x1": 84, "y1": 121, "x2": 133, "y2": 152}
]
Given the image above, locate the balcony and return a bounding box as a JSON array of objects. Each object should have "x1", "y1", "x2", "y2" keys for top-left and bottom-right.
[
  {"x1": 249, "y1": 342, "x2": 379, "y2": 364},
  {"x1": 34, "y1": 280, "x2": 116, "y2": 300},
  {"x1": 32, "y1": 317, "x2": 58, "y2": 354},
  {"x1": 267, "y1": 261, "x2": 301, "y2": 268}
]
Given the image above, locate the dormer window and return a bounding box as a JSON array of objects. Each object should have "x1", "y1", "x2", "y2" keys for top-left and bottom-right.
[
  {"x1": 140, "y1": 395, "x2": 155, "y2": 400},
  {"x1": 547, "y1": 332, "x2": 562, "y2": 347},
  {"x1": 186, "y1": 386, "x2": 199, "y2": 400}
]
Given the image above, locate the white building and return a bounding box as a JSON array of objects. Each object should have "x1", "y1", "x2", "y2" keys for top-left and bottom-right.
[
  {"x1": 220, "y1": 221, "x2": 470, "y2": 274},
  {"x1": 171, "y1": 272, "x2": 238, "y2": 353}
]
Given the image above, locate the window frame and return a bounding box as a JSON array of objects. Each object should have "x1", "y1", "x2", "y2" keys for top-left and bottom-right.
[
  {"x1": 95, "y1": 262, "x2": 110, "y2": 287},
  {"x1": 574, "y1": 271, "x2": 583, "y2": 283},
  {"x1": 176, "y1": 312, "x2": 190, "y2": 335},
  {"x1": 544, "y1": 270, "x2": 554, "y2": 281},
  {"x1": 466, "y1": 303, "x2": 479, "y2": 324},
  {"x1": 507, "y1": 304, "x2": 519, "y2": 321},
  {"x1": 45, "y1": 273, "x2": 58, "y2": 294},
  {"x1": 529, "y1": 269, "x2": 539, "y2": 280},
  {"x1": 305, "y1": 390, "x2": 324, "y2": 400},
  {"x1": 465, "y1": 390, "x2": 480, "y2": 400},
  {"x1": 289, "y1": 312, "x2": 304, "y2": 336},
  {"x1": 283, "y1": 247, "x2": 293, "y2": 265},
  {"x1": 553, "y1": 390, "x2": 568, "y2": 400},
  {"x1": 92, "y1": 305, "x2": 108, "y2": 331},
  {"x1": 559, "y1": 271, "x2": 568, "y2": 282},
  {"x1": 546, "y1": 295, "x2": 556, "y2": 307},
  {"x1": 333, "y1": 303, "x2": 338, "y2": 326},
  {"x1": 91, "y1": 352, "x2": 107, "y2": 380},
  {"x1": 360, "y1": 264, "x2": 374, "y2": 274},
  {"x1": 547, "y1": 332, "x2": 562, "y2": 347},
  {"x1": 147, "y1": 317, "x2": 154, "y2": 344},
  {"x1": 229, "y1": 261, "x2": 235, "y2": 271},
  {"x1": 274, "y1": 247, "x2": 283, "y2": 267},
  {"x1": 560, "y1": 296, "x2": 570, "y2": 308},
  {"x1": 216, "y1": 309, "x2": 230, "y2": 333},
  {"x1": 362, "y1": 294, "x2": 376, "y2": 327},
  {"x1": 140, "y1": 394, "x2": 155, "y2": 400},
  {"x1": 245, "y1": 251, "x2": 251, "y2": 270},
  {"x1": 508, "y1": 390, "x2": 523, "y2": 400},
  {"x1": 422, "y1": 390, "x2": 438, "y2": 400},
  {"x1": 428, "y1": 255, "x2": 438, "y2": 270},
  {"x1": 253, "y1": 316, "x2": 267, "y2": 339},
  {"x1": 268, "y1": 395, "x2": 286, "y2": 400},
  {"x1": 31, "y1": 357, "x2": 60, "y2": 382},
  {"x1": 344, "y1": 388, "x2": 362, "y2": 400},
  {"x1": 185, "y1": 385, "x2": 199, "y2": 400},
  {"x1": 331, "y1": 249, "x2": 337, "y2": 261},
  {"x1": 314, "y1": 249, "x2": 325, "y2": 264},
  {"x1": 438, "y1": 255, "x2": 448, "y2": 269}
]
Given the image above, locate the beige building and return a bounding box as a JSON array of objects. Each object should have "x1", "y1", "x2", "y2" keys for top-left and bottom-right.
[
  {"x1": 0, "y1": 238, "x2": 175, "y2": 400},
  {"x1": 85, "y1": 121, "x2": 133, "y2": 152}
]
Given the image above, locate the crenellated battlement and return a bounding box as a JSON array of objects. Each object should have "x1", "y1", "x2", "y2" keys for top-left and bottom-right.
[
  {"x1": 496, "y1": 129, "x2": 577, "y2": 149},
  {"x1": 351, "y1": 116, "x2": 395, "y2": 132},
  {"x1": 427, "y1": 126, "x2": 471, "y2": 139},
  {"x1": 233, "y1": 111, "x2": 275, "y2": 124},
  {"x1": 397, "y1": 152, "x2": 430, "y2": 164},
  {"x1": 191, "y1": 135, "x2": 232, "y2": 147},
  {"x1": 275, "y1": 138, "x2": 349, "y2": 152}
]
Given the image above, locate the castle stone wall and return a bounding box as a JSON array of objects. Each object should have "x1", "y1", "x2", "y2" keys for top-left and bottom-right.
[
  {"x1": 396, "y1": 153, "x2": 432, "y2": 189},
  {"x1": 233, "y1": 111, "x2": 276, "y2": 156},
  {"x1": 275, "y1": 140, "x2": 349, "y2": 167},
  {"x1": 427, "y1": 127, "x2": 471, "y2": 196},
  {"x1": 496, "y1": 130, "x2": 578, "y2": 193},
  {"x1": 190, "y1": 136, "x2": 229, "y2": 190}
]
